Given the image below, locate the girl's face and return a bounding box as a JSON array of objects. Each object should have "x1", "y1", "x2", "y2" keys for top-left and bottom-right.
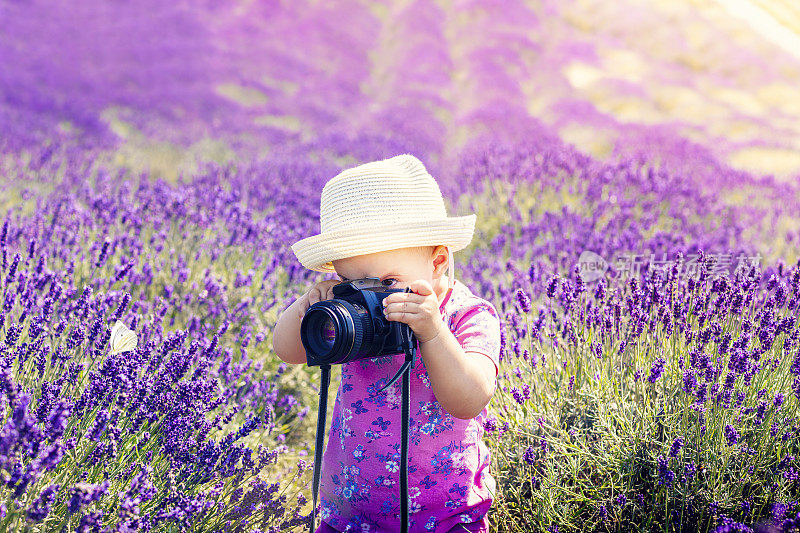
[{"x1": 332, "y1": 245, "x2": 449, "y2": 292}]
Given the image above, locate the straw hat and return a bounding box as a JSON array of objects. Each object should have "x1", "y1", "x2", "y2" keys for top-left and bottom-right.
[{"x1": 290, "y1": 154, "x2": 476, "y2": 288}]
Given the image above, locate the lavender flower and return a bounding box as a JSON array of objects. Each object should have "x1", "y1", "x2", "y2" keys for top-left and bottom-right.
[
  {"x1": 657, "y1": 455, "x2": 674, "y2": 486},
  {"x1": 682, "y1": 370, "x2": 697, "y2": 394},
  {"x1": 648, "y1": 358, "x2": 666, "y2": 383},
  {"x1": 546, "y1": 276, "x2": 559, "y2": 299},
  {"x1": 68, "y1": 481, "x2": 110, "y2": 515},
  {"x1": 684, "y1": 461, "x2": 696, "y2": 480},
  {"x1": 669, "y1": 437, "x2": 684, "y2": 458},
  {"x1": 67, "y1": 324, "x2": 86, "y2": 350},
  {"x1": 26, "y1": 483, "x2": 60, "y2": 522},
  {"x1": 523, "y1": 446, "x2": 535, "y2": 465},
  {"x1": 95, "y1": 240, "x2": 110, "y2": 268},
  {"x1": 511, "y1": 387, "x2": 525, "y2": 405},
  {"x1": 774, "y1": 392, "x2": 785, "y2": 408},
  {"x1": 516, "y1": 288, "x2": 532, "y2": 313},
  {"x1": 7, "y1": 252, "x2": 20, "y2": 279},
  {"x1": 594, "y1": 279, "x2": 606, "y2": 301},
  {"x1": 724, "y1": 424, "x2": 740, "y2": 446}
]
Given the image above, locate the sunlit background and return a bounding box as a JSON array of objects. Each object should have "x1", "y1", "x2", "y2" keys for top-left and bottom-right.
[{"x1": 3, "y1": 0, "x2": 800, "y2": 182}]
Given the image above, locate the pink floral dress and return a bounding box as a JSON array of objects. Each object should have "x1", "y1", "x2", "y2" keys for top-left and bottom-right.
[{"x1": 317, "y1": 279, "x2": 502, "y2": 532}]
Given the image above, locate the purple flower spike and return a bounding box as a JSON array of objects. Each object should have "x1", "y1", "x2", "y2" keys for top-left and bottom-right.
[
  {"x1": 68, "y1": 480, "x2": 110, "y2": 515},
  {"x1": 523, "y1": 446, "x2": 535, "y2": 465},
  {"x1": 669, "y1": 437, "x2": 684, "y2": 458},
  {"x1": 515, "y1": 288, "x2": 532, "y2": 313},
  {"x1": 724, "y1": 424, "x2": 740, "y2": 446},
  {"x1": 657, "y1": 455, "x2": 674, "y2": 486},
  {"x1": 648, "y1": 358, "x2": 666, "y2": 383},
  {"x1": 26, "y1": 483, "x2": 60, "y2": 522},
  {"x1": 95, "y1": 240, "x2": 110, "y2": 268},
  {"x1": 546, "y1": 276, "x2": 559, "y2": 299}
]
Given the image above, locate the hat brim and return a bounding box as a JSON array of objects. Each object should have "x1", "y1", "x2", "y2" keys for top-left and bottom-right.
[{"x1": 291, "y1": 215, "x2": 476, "y2": 273}]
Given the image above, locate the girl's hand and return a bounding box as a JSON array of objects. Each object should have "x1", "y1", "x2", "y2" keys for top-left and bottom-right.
[
  {"x1": 297, "y1": 279, "x2": 340, "y2": 320},
  {"x1": 382, "y1": 279, "x2": 445, "y2": 343}
]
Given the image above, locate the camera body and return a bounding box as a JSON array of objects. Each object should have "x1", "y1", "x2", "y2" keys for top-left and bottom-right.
[{"x1": 300, "y1": 277, "x2": 416, "y2": 366}]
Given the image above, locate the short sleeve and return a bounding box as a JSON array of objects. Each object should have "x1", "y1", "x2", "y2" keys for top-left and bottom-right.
[{"x1": 450, "y1": 300, "x2": 501, "y2": 376}]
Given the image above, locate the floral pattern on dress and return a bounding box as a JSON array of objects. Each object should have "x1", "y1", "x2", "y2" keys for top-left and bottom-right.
[{"x1": 318, "y1": 279, "x2": 501, "y2": 532}]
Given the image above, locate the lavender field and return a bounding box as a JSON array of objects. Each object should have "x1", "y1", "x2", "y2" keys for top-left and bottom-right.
[{"x1": 1, "y1": 0, "x2": 800, "y2": 531}]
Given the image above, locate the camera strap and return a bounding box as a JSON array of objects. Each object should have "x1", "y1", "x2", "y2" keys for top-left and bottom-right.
[
  {"x1": 309, "y1": 338, "x2": 417, "y2": 533},
  {"x1": 310, "y1": 363, "x2": 331, "y2": 533},
  {"x1": 399, "y1": 342, "x2": 412, "y2": 532}
]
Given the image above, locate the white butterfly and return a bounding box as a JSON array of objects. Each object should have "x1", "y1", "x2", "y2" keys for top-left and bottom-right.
[{"x1": 110, "y1": 320, "x2": 138, "y2": 355}]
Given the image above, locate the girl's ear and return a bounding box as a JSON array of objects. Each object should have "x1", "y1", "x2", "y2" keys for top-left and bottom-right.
[{"x1": 431, "y1": 245, "x2": 449, "y2": 277}]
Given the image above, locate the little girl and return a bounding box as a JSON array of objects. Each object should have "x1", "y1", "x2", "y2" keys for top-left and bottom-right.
[{"x1": 272, "y1": 154, "x2": 502, "y2": 533}]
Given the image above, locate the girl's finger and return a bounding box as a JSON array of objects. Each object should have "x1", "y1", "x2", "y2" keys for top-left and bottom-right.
[
  {"x1": 384, "y1": 301, "x2": 427, "y2": 316},
  {"x1": 384, "y1": 301, "x2": 408, "y2": 314},
  {"x1": 383, "y1": 292, "x2": 426, "y2": 306},
  {"x1": 386, "y1": 299, "x2": 438, "y2": 315},
  {"x1": 384, "y1": 310, "x2": 421, "y2": 321},
  {"x1": 407, "y1": 279, "x2": 434, "y2": 296}
]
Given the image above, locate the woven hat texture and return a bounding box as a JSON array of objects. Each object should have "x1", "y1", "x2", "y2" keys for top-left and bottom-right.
[{"x1": 291, "y1": 154, "x2": 475, "y2": 277}]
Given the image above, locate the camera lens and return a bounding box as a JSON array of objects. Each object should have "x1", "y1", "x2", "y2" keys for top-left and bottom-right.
[
  {"x1": 321, "y1": 316, "x2": 336, "y2": 347},
  {"x1": 300, "y1": 300, "x2": 374, "y2": 365},
  {"x1": 303, "y1": 309, "x2": 343, "y2": 359}
]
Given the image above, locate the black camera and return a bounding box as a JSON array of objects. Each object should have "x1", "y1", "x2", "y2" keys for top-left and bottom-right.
[{"x1": 300, "y1": 277, "x2": 416, "y2": 366}]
